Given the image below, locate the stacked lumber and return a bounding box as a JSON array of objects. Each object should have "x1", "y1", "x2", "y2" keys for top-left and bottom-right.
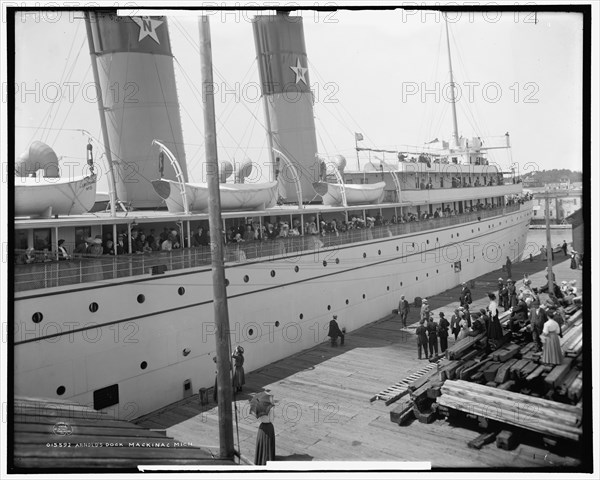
[
  {"x1": 560, "y1": 317, "x2": 583, "y2": 357},
  {"x1": 445, "y1": 333, "x2": 486, "y2": 360},
  {"x1": 439, "y1": 380, "x2": 582, "y2": 442},
  {"x1": 373, "y1": 362, "x2": 439, "y2": 405}
]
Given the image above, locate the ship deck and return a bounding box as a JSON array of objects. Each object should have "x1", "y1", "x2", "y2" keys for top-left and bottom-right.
[{"x1": 135, "y1": 253, "x2": 584, "y2": 469}]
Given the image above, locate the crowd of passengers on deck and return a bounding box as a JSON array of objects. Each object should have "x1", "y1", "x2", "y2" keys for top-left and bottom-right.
[{"x1": 15, "y1": 192, "x2": 533, "y2": 264}]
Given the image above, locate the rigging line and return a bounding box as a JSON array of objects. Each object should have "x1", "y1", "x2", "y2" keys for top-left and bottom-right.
[
  {"x1": 171, "y1": 18, "x2": 260, "y2": 130},
  {"x1": 50, "y1": 64, "x2": 93, "y2": 149},
  {"x1": 33, "y1": 22, "x2": 83, "y2": 145},
  {"x1": 171, "y1": 58, "x2": 235, "y2": 166},
  {"x1": 45, "y1": 36, "x2": 88, "y2": 145},
  {"x1": 306, "y1": 59, "x2": 361, "y2": 139},
  {"x1": 421, "y1": 25, "x2": 443, "y2": 145}
]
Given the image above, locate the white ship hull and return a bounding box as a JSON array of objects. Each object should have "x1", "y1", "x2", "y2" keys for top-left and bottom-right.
[
  {"x1": 14, "y1": 175, "x2": 97, "y2": 217},
  {"x1": 14, "y1": 202, "x2": 532, "y2": 419},
  {"x1": 152, "y1": 178, "x2": 279, "y2": 213}
]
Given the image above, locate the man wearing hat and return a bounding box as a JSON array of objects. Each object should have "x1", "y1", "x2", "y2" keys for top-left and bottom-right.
[
  {"x1": 420, "y1": 299, "x2": 430, "y2": 322},
  {"x1": 506, "y1": 278, "x2": 517, "y2": 308},
  {"x1": 415, "y1": 320, "x2": 429, "y2": 360},
  {"x1": 57, "y1": 239, "x2": 70, "y2": 261},
  {"x1": 505, "y1": 256, "x2": 512, "y2": 279},
  {"x1": 328, "y1": 315, "x2": 345, "y2": 347},
  {"x1": 459, "y1": 282, "x2": 472, "y2": 308},
  {"x1": 437, "y1": 312, "x2": 450, "y2": 353},
  {"x1": 73, "y1": 237, "x2": 92, "y2": 257},
  {"x1": 398, "y1": 295, "x2": 410, "y2": 329}
]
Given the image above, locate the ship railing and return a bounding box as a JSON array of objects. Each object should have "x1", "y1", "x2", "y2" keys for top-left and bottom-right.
[{"x1": 13, "y1": 204, "x2": 521, "y2": 292}]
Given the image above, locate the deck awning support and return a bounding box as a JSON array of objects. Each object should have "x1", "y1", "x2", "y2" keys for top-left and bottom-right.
[{"x1": 153, "y1": 139, "x2": 190, "y2": 215}]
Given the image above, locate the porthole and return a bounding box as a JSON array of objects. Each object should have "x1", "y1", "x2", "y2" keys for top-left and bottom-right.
[
  {"x1": 362, "y1": 294, "x2": 366, "y2": 299},
  {"x1": 140, "y1": 361, "x2": 148, "y2": 370},
  {"x1": 451, "y1": 234, "x2": 453, "y2": 238},
  {"x1": 248, "y1": 329, "x2": 254, "y2": 336},
  {"x1": 56, "y1": 386, "x2": 66, "y2": 396},
  {"x1": 178, "y1": 287, "x2": 185, "y2": 296},
  {"x1": 436, "y1": 237, "x2": 439, "y2": 242},
  {"x1": 299, "y1": 313, "x2": 304, "y2": 320},
  {"x1": 457, "y1": 233, "x2": 459, "y2": 237},
  {"x1": 275, "y1": 321, "x2": 280, "y2": 327},
  {"x1": 243, "y1": 275, "x2": 249, "y2": 283},
  {"x1": 294, "y1": 266, "x2": 299, "y2": 273},
  {"x1": 225, "y1": 278, "x2": 230, "y2": 287},
  {"x1": 323, "y1": 261, "x2": 328, "y2": 267},
  {"x1": 270, "y1": 270, "x2": 276, "y2": 277},
  {"x1": 335, "y1": 258, "x2": 340, "y2": 264},
  {"x1": 345, "y1": 299, "x2": 349, "y2": 305},
  {"x1": 416, "y1": 276, "x2": 419, "y2": 281},
  {"x1": 471, "y1": 229, "x2": 474, "y2": 233},
  {"x1": 387, "y1": 286, "x2": 390, "y2": 291},
  {"x1": 400, "y1": 282, "x2": 403, "y2": 287},
  {"x1": 436, "y1": 269, "x2": 439, "y2": 274},
  {"x1": 327, "y1": 305, "x2": 332, "y2": 311},
  {"x1": 396, "y1": 246, "x2": 399, "y2": 251},
  {"x1": 378, "y1": 250, "x2": 381, "y2": 255},
  {"x1": 137, "y1": 294, "x2": 145, "y2": 304},
  {"x1": 426, "y1": 240, "x2": 429, "y2": 245},
  {"x1": 363, "y1": 252, "x2": 367, "y2": 259},
  {"x1": 412, "y1": 242, "x2": 415, "y2": 248},
  {"x1": 478, "y1": 228, "x2": 480, "y2": 232},
  {"x1": 89, "y1": 302, "x2": 99, "y2": 313},
  {"x1": 32, "y1": 312, "x2": 43, "y2": 324},
  {"x1": 426, "y1": 273, "x2": 429, "y2": 277}
]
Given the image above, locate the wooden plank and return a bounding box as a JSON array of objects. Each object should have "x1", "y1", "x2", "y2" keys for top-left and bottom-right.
[
  {"x1": 494, "y1": 359, "x2": 519, "y2": 384},
  {"x1": 545, "y1": 358, "x2": 575, "y2": 388}
]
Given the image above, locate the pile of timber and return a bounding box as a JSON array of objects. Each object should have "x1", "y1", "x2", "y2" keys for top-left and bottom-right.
[
  {"x1": 388, "y1": 303, "x2": 584, "y2": 441},
  {"x1": 439, "y1": 380, "x2": 582, "y2": 442},
  {"x1": 560, "y1": 315, "x2": 583, "y2": 357},
  {"x1": 445, "y1": 333, "x2": 486, "y2": 360},
  {"x1": 373, "y1": 361, "x2": 439, "y2": 405}
]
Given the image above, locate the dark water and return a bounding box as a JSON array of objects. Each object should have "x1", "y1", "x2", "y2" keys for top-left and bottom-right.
[{"x1": 524, "y1": 227, "x2": 573, "y2": 258}]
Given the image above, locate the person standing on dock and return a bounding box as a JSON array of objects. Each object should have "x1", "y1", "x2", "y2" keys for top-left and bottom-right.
[
  {"x1": 420, "y1": 299, "x2": 430, "y2": 322},
  {"x1": 562, "y1": 240, "x2": 568, "y2": 256},
  {"x1": 541, "y1": 310, "x2": 564, "y2": 365},
  {"x1": 427, "y1": 315, "x2": 439, "y2": 357},
  {"x1": 231, "y1": 346, "x2": 245, "y2": 393},
  {"x1": 540, "y1": 245, "x2": 547, "y2": 260},
  {"x1": 506, "y1": 279, "x2": 517, "y2": 308},
  {"x1": 328, "y1": 315, "x2": 345, "y2": 347},
  {"x1": 416, "y1": 320, "x2": 429, "y2": 360},
  {"x1": 450, "y1": 309, "x2": 461, "y2": 341},
  {"x1": 398, "y1": 295, "x2": 410, "y2": 328},
  {"x1": 437, "y1": 312, "x2": 449, "y2": 353},
  {"x1": 459, "y1": 283, "x2": 472, "y2": 308},
  {"x1": 504, "y1": 256, "x2": 512, "y2": 279},
  {"x1": 486, "y1": 293, "x2": 503, "y2": 341}
]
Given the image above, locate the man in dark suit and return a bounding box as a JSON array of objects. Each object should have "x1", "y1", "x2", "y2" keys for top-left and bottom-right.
[
  {"x1": 328, "y1": 315, "x2": 345, "y2": 347},
  {"x1": 398, "y1": 295, "x2": 410, "y2": 328},
  {"x1": 416, "y1": 320, "x2": 429, "y2": 360}
]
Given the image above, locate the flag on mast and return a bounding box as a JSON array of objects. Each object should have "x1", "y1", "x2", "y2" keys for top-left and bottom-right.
[{"x1": 355, "y1": 132, "x2": 364, "y2": 142}]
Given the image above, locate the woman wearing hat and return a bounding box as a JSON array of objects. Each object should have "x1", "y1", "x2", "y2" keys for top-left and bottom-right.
[
  {"x1": 89, "y1": 236, "x2": 103, "y2": 257},
  {"x1": 232, "y1": 346, "x2": 246, "y2": 393},
  {"x1": 487, "y1": 293, "x2": 503, "y2": 341}
]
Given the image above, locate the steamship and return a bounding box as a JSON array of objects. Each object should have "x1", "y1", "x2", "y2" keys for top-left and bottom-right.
[{"x1": 13, "y1": 11, "x2": 532, "y2": 419}]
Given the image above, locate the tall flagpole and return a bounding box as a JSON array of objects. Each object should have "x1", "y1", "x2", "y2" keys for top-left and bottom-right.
[{"x1": 199, "y1": 15, "x2": 234, "y2": 460}]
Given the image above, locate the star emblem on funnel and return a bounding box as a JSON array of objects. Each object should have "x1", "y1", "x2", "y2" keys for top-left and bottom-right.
[
  {"x1": 289, "y1": 57, "x2": 308, "y2": 85},
  {"x1": 132, "y1": 16, "x2": 164, "y2": 44}
]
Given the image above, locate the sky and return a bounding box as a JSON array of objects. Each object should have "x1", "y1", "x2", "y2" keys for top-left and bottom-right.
[{"x1": 12, "y1": 6, "x2": 585, "y2": 190}]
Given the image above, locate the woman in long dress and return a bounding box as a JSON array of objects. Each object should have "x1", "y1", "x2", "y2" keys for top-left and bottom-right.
[
  {"x1": 456, "y1": 316, "x2": 469, "y2": 341},
  {"x1": 541, "y1": 312, "x2": 563, "y2": 365},
  {"x1": 487, "y1": 292, "x2": 504, "y2": 340},
  {"x1": 232, "y1": 346, "x2": 245, "y2": 392},
  {"x1": 254, "y1": 412, "x2": 276, "y2": 465}
]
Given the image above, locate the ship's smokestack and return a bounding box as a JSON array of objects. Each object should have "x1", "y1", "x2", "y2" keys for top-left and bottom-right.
[
  {"x1": 253, "y1": 13, "x2": 320, "y2": 203},
  {"x1": 87, "y1": 12, "x2": 188, "y2": 208}
]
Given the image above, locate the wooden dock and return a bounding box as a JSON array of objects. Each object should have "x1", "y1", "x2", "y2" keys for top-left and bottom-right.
[{"x1": 135, "y1": 255, "x2": 583, "y2": 467}]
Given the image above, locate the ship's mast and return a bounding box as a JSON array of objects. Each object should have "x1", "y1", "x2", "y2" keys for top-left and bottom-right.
[
  {"x1": 198, "y1": 15, "x2": 235, "y2": 461},
  {"x1": 444, "y1": 14, "x2": 460, "y2": 149},
  {"x1": 84, "y1": 11, "x2": 118, "y2": 217}
]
